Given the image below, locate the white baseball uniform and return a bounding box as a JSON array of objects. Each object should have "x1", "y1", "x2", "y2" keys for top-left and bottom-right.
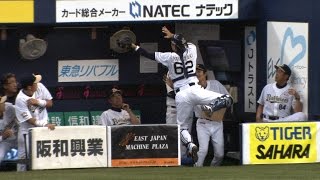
[
  {"x1": 15, "y1": 82, "x2": 52, "y2": 171},
  {"x1": 100, "y1": 108, "x2": 133, "y2": 126},
  {"x1": 164, "y1": 73, "x2": 192, "y2": 164},
  {"x1": 258, "y1": 82, "x2": 306, "y2": 122},
  {"x1": 194, "y1": 80, "x2": 229, "y2": 166},
  {"x1": 165, "y1": 73, "x2": 177, "y2": 125},
  {"x1": 0, "y1": 103, "x2": 17, "y2": 164},
  {"x1": 153, "y1": 43, "x2": 226, "y2": 147}
]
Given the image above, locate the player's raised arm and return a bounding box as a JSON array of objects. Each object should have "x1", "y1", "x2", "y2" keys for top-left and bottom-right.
[{"x1": 131, "y1": 43, "x2": 156, "y2": 60}]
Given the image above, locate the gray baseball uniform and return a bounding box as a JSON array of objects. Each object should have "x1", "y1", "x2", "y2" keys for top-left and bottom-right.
[
  {"x1": 194, "y1": 80, "x2": 229, "y2": 166},
  {"x1": 258, "y1": 82, "x2": 306, "y2": 122},
  {"x1": 0, "y1": 103, "x2": 17, "y2": 164},
  {"x1": 165, "y1": 73, "x2": 177, "y2": 125}
]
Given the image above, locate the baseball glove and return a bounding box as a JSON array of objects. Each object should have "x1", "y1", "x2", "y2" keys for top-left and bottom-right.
[
  {"x1": 110, "y1": 29, "x2": 136, "y2": 53},
  {"x1": 117, "y1": 36, "x2": 133, "y2": 50}
]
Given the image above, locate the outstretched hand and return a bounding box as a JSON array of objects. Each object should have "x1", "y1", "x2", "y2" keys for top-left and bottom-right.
[
  {"x1": 131, "y1": 43, "x2": 137, "y2": 49},
  {"x1": 162, "y1": 26, "x2": 174, "y2": 39}
]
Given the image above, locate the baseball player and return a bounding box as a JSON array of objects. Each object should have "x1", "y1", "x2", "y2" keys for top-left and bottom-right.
[
  {"x1": 15, "y1": 74, "x2": 55, "y2": 171},
  {"x1": 194, "y1": 64, "x2": 229, "y2": 167},
  {"x1": 0, "y1": 73, "x2": 19, "y2": 166},
  {"x1": 0, "y1": 96, "x2": 18, "y2": 166},
  {"x1": 256, "y1": 64, "x2": 306, "y2": 122},
  {"x1": 1, "y1": 73, "x2": 18, "y2": 104},
  {"x1": 100, "y1": 88, "x2": 140, "y2": 126},
  {"x1": 163, "y1": 72, "x2": 193, "y2": 165},
  {"x1": 131, "y1": 26, "x2": 233, "y2": 164},
  {"x1": 163, "y1": 72, "x2": 177, "y2": 124}
]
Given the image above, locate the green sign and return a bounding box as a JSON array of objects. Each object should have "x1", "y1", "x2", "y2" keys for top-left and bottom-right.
[
  {"x1": 48, "y1": 112, "x2": 64, "y2": 126},
  {"x1": 132, "y1": 110, "x2": 141, "y2": 124},
  {"x1": 64, "y1": 111, "x2": 90, "y2": 126},
  {"x1": 90, "y1": 111, "x2": 103, "y2": 125}
]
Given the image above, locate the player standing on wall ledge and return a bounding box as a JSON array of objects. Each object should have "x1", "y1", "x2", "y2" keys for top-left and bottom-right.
[{"x1": 131, "y1": 26, "x2": 233, "y2": 165}]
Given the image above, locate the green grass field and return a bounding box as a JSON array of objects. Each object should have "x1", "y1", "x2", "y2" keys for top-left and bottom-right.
[{"x1": 0, "y1": 163, "x2": 319, "y2": 180}]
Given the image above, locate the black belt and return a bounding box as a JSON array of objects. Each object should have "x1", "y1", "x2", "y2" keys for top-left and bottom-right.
[
  {"x1": 175, "y1": 82, "x2": 195, "y2": 93},
  {"x1": 170, "y1": 106, "x2": 176, "y2": 108},
  {"x1": 172, "y1": 73, "x2": 196, "y2": 83},
  {"x1": 263, "y1": 114, "x2": 280, "y2": 120}
]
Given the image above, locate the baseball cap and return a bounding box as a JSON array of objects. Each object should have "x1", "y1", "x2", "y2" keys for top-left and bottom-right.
[
  {"x1": 20, "y1": 74, "x2": 42, "y2": 89},
  {"x1": 196, "y1": 64, "x2": 207, "y2": 72},
  {"x1": 107, "y1": 88, "x2": 122, "y2": 98},
  {"x1": 274, "y1": 64, "x2": 291, "y2": 77}
]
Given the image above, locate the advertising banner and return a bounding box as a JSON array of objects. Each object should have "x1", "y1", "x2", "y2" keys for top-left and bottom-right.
[
  {"x1": 64, "y1": 111, "x2": 90, "y2": 126},
  {"x1": 242, "y1": 122, "x2": 320, "y2": 164},
  {"x1": 30, "y1": 126, "x2": 108, "y2": 170},
  {"x1": 56, "y1": 0, "x2": 238, "y2": 22},
  {"x1": 107, "y1": 124, "x2": 180, "y2": 167},
  {"x1": 58, "y1": 59, "x2": 119, "y2": 82},
  {"x1": 48, "y1": 112, "x2": 65, "y2": 126},
  {"x1": 267, "y1": 21, "x2": 308, "y2": 115},
  {"x1": 244, "y1": 26, "x2": 257, "y2": 113}
]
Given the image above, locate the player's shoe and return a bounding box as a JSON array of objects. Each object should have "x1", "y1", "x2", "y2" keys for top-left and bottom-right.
[
  {"x1": 201, "y1": 95, "x2": 233, "y2": 114},
  {"x1": 187, "y1": 143, "x2": 198, "y2": 164}
]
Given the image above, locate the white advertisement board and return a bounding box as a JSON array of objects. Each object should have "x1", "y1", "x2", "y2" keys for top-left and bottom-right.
[
  {"x1": 267, "y1": 21, "x2": 309, "y2": 115},
  {"x1": 56, "y1": 0, "x2": 238, "y2": 22},
  {"x1": 30, "y1": 126, "x2": 108, "y2": 170},
  {"x1": 244, "y1": 26, "x2": 257, "y2": 113},
  {"x1": 58, "y1": 59, "x2": 119, "y2": 82}
]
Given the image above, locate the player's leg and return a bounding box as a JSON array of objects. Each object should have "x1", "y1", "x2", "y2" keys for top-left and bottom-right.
[
  {"x1": 195, "y1": 120, "x2": 210, "y2": 167},
  {"x1": 17, "y1": 131, "x2": 27, "y2": 171},
  {"x1": 193, "y1": 87, "x2": 233, "y2": 114},
  {"x1": 0, "y1": 142, "x2": 11, "y2": 164},
  {"x1": 176, "y1": 91, "x2": 198, "y2": 163},
  {"x1": 210, "y1": 122, "x2": 224, "y2": 166}
]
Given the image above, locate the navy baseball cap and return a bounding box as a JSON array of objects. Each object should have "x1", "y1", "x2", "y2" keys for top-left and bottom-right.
[
  {"x1": 274, "y1": 64, "x2": 291, "y2": 77},
  {"x1": 196, "y1": 64, "x2": 207, "y2": 72},
  {"x1": 20, "y1": 74, "x2": 42, "y2": 89},
  {"x1": 107, "y1": 88, "x2": 122, "y2": 98}
]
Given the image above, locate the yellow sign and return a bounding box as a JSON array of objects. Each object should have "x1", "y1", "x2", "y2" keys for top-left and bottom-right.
[
  {"x1": 250, "y1": 122, "x2": 317, "y2": 164},
  {"x1": 0, "y1": 0, "x2": 34, "y2": 23}
]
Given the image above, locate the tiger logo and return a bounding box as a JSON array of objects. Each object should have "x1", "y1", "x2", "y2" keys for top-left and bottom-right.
[{"x1": 255, "y1": 126, "x2": 269, "y2": 142}]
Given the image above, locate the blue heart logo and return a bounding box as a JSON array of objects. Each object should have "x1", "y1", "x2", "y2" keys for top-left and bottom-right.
[
  {"x1": 280, "y1": 27, "x2": 306, "y2": 67},
  {"x1": 246, "y1": 30, "x2": 256, "y2": 45}
]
